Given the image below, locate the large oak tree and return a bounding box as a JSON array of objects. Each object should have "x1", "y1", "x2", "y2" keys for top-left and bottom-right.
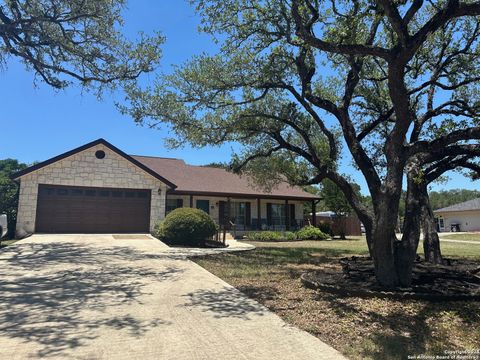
[
  {"x1": 0, "y1": 0, "x2": 163, "y2": 93},
  {"x1": 123, "y1": 0, "x2": 480, "y2": 288}
]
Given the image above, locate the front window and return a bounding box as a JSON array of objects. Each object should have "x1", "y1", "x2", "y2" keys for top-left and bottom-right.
[
  {"x1": 439, "y1": 218, "x2": 444, "y2": 228},
  {"x1": 230, "y1": 202, "x2": 247, "y2": 226},
  {"x1": 166, "y1": 198, "x2": 183, "y2": 214},
  {"x1": 271, "y1": 204, "x2": 286, "y2": 226}
]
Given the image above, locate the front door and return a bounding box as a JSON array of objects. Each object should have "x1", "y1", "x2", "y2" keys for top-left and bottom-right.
[{"x1": 196, "y1": 199, "x2": 210, "y2": 214}]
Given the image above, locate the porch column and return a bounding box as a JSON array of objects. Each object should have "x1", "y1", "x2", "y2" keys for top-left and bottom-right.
[
  {"x1": 163, "y1": 189, "x2": 168, "y2": 218},
  {"x1": 227, "y1": 197, "x2": 231, "y2": 229},
  {"x1": 311, "y1": 200, "x2": 317, "y2": 227},
  {"x1": 189, "y1": 195, "x2": 193, "y2": 208},
  {"x1": 285, "y1": 199, "x2": 290, "y2": 231},
  {"x1": 257, "y1": 198, "x2": 261, "y2": 230}
]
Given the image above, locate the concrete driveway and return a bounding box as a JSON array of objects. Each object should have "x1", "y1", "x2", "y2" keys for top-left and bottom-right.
[{"x1": 0, "y1": 234, "x2": 344, "y2": 360}]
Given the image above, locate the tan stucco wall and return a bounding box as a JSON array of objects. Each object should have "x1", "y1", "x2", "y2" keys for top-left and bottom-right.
[
  {"x1": 166, "y1": 195, "x2": 305, "y2": 225},
  {"x1": 435, "y1": 210, "x2": 480, "y2": 232},
  {"x1": 16, "y1": 144, "x2": 168, "y2": 237}
]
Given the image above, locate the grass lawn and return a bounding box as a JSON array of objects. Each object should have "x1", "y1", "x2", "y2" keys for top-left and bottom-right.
[
  {"x1": 193, "y1": 237, "x2": 480, "y2": 360},
  {"x1": 441, "y1": 233, "x2": 480, "y2": 242}
]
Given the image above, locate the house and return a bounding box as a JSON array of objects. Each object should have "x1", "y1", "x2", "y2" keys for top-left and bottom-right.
[
  {"x1": 434, "y1": 198, "x2": 480, "y2": 232},
  {"x1": 12, "y1": 139, "x2": 320, "y2": 237}
]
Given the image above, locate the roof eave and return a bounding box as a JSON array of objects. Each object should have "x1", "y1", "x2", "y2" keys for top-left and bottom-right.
[
  {"x1": 167, "y1": 189, "x2": 321, "y2": 201},
  {"x1": 434, "y1": 208, "x2": 479, "y2": 213}
]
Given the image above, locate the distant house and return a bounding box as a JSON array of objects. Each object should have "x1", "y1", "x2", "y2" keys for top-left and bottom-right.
[
  {"x1": 434, "y1": 198, "x2": 480, "y2": 232},
  {"x1": 12, "y1": 139, "x2": 320, "y2": 237}
]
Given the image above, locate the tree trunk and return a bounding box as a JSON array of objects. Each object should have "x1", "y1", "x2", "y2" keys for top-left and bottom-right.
[
  {"x1": 394, "y1": 172, "x2": 423, "y2": 287},
  {"x1": 420, "y1": 186, "x2": 443, "y2": 264},
  {"x1": 330, "y1": 171, "x2": 419, "y2": 288},
  {"x1": 371, "y1": 199, "x2": 401, "y2": 288},
  {"x1": 338, "y1": 215, "x2": 346, "y2": 240}
]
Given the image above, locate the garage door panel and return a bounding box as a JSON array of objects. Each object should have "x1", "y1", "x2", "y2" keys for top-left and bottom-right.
[{"x1": 36, "y1": 185, "x2": 151, "y2": 233}]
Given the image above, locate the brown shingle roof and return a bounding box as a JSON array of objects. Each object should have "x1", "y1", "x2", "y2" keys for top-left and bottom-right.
[
  {"x1": 132, "y1": 155, "x2": 319, "y2": 200},
  {"x1": 434, "y1": 198, "x2": 480, "y2": 213},
  {"x1": 11, "y1": 138, "x2": 318, "y2": 200}
]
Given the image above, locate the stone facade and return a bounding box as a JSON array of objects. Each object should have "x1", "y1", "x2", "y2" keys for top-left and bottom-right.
[{"x1": 16, "y1": 144, "x2": 168, "y2": 237}]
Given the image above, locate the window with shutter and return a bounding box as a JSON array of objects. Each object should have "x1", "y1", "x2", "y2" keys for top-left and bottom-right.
[
  {"x1": 290, "y1": 204, "x2": 296, "y2": 227},
  {"x1": 219, "y1": 201, "x2": 226, "y2": 226},
  {"x1": 267, "y1": 203, "x2": 272, "y2": 225},
  {"x1": 245, "y1": 202, "x2": 251, "y2": 226}
]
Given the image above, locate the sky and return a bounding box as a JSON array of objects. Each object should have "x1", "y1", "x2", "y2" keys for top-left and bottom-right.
[{"x1": 0, "y1": 0, "x2": 478, "y2": 195}]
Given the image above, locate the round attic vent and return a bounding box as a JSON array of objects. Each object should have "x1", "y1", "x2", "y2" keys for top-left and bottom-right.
[{"x1": 95, "y1": 150, "x2": 106, "y2": 159}]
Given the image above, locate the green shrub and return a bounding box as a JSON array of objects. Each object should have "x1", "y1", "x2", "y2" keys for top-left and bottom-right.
[
  {"x1": 244, "y1": 231, "x2": 260, "y2": 241},
  {"x1": 153, "y1": 220, "x2": 165, "y2": 239},
  {"x1": 155, "y1": 207, "x2": 217, "y2": 246},
  {"x1": 246, "y1": 227, "x2": 328, "y2": 241},
  {"x1": 245, "y1": 231, "x2": 284, "y2": 241},
  {"x1": 264, "y1": 231, "x2": 282, "y2": 241},
  {"x1": 318, "y1": 222, "x2": 334, "y2": 236},
  {"x1": 284, "y1": 231, "x2": 297, "y2": 241},
  {"x1": 245, "y1": 230, "x2": 298, "y2": 241},
  {"x1": 296, "y1": 225, "x2": 329, "y2": 240},
  {"x1": 259, "y1": 231, "x2": 282, "y2": 241}
]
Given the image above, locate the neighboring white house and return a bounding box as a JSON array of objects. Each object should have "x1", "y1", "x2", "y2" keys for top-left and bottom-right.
[{"x1": 434, "y1": 198, "x2": 480, "y2": 232}]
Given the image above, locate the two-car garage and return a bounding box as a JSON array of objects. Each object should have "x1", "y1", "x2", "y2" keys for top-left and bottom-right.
[{"x1": 35, "y1": 185, "x2": 151, "y2": 233}]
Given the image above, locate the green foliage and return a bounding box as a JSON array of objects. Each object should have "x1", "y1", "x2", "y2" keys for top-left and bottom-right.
[
  {"x1": 121, "y1": 0, "x2": 480, "y2": 287},
  {"x1": 245, "y1": 231, "x2": 298, "y2": 242},
  {"x1": 0, "y1": 0, "x2": 163, "y2": 93},
  {"x1": 360, "y1": 188, "x2": 480, "y2": 220},
  {"x1": 296, "y1": 226, "x2": 329, "y2": 241},
  {"x1": 246, "y1": 226, "x2": 329, "y2": 242},
  {"x1": 0, "y1": 159, "x2": 28, "y2": 239},
  {"x1": 121, "y1": 0, "x2": 480, "y2": 200},
  {"x1": 201, "y1": 162, "x2": 227, "y2": 169},
  {"x1": 245, "y1": 231, "x2": 284, "y2": 242},
  {"x1": 153, "y1": 220, "x2": 165, "y2": 239},
  {"x1": 302, "y1": 185, "x2": 321, "y2": 216},
  {"x1": 429, "y1": 189, "x2": 480, "y2": 210},
  {"x1": 155, "y1": 208, "x2": 217, "y2": 246},
  {"x1": 318, "y1": 222, "x2": 333, "y2": 237},
  {"x1": 320, "y1": 179, "x2": 357, "y2": 216},
  {"x1": 285, "y1": 231, "x2": 297, "y2": 241}
]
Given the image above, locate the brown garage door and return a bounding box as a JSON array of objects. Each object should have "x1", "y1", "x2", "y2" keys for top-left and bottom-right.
[{"x1": 35, "y1": 185, "x2": 151, "y2": 233}]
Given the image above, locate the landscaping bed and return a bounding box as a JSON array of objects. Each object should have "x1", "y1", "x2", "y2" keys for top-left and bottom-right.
[
  {"x1": 193, "y1": 239, "x2": 480, "y2": 359},
  {"x1": 244, "y1": 226, "x2": 328, "y2": 242},
  {"x1": 302, "y1": 256, "x2": 480, "y2": 301}
]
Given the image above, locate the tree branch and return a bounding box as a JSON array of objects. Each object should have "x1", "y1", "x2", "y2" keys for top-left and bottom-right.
[{"x1": 291, "y1": 0, "x2": 391, "y2": 59}]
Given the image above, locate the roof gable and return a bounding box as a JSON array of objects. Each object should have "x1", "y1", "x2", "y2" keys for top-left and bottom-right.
[{"x1": 11, "y1": 139, "x2": 177, "y2": 189}]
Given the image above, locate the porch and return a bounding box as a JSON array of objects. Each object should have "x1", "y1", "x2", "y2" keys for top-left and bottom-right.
[{"x1": 165, "y1": 192, "x2": 318, "y2": 235}]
